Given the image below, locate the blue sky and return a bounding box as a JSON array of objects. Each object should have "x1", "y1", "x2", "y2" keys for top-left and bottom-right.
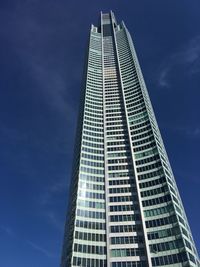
[{"x1": 0, "y1": 0, "x2": 200, "y2": 266}]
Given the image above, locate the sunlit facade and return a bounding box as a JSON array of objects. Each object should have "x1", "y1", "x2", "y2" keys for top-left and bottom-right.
[{"x1": 61, "y1": 12, "x2": 199, "y2": 267}]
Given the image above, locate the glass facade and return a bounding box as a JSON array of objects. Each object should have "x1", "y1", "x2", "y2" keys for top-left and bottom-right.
[{"x1": 61, "y1": 12, "x2": 199, "y2": 267}]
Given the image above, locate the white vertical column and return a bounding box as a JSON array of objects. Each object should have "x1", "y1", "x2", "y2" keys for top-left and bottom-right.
[
  {"x1": 101, "y1": 12, "x2": 111, "y2": 267},
  {"x1": 110, "y1": 11, "x2": 152, "y2": 267}
]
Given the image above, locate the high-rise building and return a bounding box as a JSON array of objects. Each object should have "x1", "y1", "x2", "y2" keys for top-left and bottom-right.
[{"x1": 61, "y1": 12, "x2": 199, "y2": 267}]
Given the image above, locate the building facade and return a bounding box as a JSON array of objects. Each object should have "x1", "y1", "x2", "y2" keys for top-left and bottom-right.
[{"x1": 61, "y1": 12, "x2": 199, "y2": 267}]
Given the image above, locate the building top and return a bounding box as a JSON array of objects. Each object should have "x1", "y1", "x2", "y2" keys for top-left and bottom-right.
[{"x1": 91, "y1": 11, "x2": 124, "y2": 34}]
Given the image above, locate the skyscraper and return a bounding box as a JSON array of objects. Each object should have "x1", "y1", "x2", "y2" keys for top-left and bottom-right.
[{"x1": 61, "y1": 12, "x2": 199, "y2": 267}]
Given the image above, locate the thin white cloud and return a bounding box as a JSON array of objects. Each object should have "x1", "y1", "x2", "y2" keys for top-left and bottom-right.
[
  {"x1": 40, "y1": 178, "x2": 68, "y2": 206},
  {"x1": 161, "y1": 123, "x2": 200, "y2": 139},
  {"x1": 45, "y1": 211, "x2": 64, "y2": 231},
  {"x1": 185, "y1": 127, "x2": 200, "y2": 138},
  {"x1": 158, "y1": 35, "x2": 200, "y2": 88},
  {"x1": 37, "y1": 178, "x2": 68, "y2": 231},
  {"x1": 26, "y1": 240, "x2": 56, "y2": 258},
  {"x1": 1, "y1": 225, "x2": 57, "y2": 258},
  {"x1": 175, "y1": 169, "x2": 200, "y2": 185},
  {"x1": 0, "y1": 225, "x2": 15, "y2": 237},
  {"x1": 0, "y1": 4, "x2": 81, "y2": 115},
  {"x1": 158, "y1": 67, "x2": 170, "y2": 88}
]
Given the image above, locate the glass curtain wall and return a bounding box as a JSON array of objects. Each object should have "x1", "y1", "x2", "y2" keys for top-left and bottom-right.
[{"x1": 61, "y1": 12, "x2": 199, "y2": 267}]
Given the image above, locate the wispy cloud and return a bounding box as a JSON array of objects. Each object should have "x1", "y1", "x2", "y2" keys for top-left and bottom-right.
[
  {"x1": 177, "y1": 126, "x2": 200, "y2": 139},
  {"x1": 158, "y1": 67, "x2": 170, "y2": 88},
  {"x1": 161, "y1": 123, "x2": 200, "y2": 139},
  {"x1": 26, "y1": 240, "x2": 56, "y2": 258},
  {"x1": 175, "y1": 169, "x2": 200, "y2": 185},
  {"x1": 45, "y1": 211, "x2": 64, "y2": 231},
  {"x1": 0, "y1": 225, "x2": 57, "y2": 258},
  {"x1": 37, "y1": 178, "x2": 69, "y2": 231},
  {"x1": 0, "y1": 225, "x2": 15, "y2": 237},
  {"x1": 158, "y1": 35, "x2": 200, "y2": 88},
  {"x1": 185, "y1": 127, "x2": 200, "y2": 138},
  {"x1": 39, "y1": 178, "x2": 68, "y2": 206},
  {"x1": 0, "y1": 3, "x2": 81, "y2": 115}
]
